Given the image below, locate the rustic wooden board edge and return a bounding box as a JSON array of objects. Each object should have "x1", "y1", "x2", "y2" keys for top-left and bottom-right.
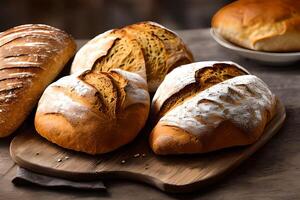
[{"x1": 10, "y1": 99, "x2": 286, "y2": 193}]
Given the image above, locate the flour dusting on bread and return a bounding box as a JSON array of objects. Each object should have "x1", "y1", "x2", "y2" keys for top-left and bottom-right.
[{"x1": 159, "y1": 75, "x2": 276, "y2": 137}]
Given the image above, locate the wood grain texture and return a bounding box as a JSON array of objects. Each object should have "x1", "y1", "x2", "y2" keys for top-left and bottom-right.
[
  {"x1": 9, "y1": 99, "x2": 285, "y2": 193},
  {"x1": 0, "y1": 29, "x2": 300, "y2": 199}
]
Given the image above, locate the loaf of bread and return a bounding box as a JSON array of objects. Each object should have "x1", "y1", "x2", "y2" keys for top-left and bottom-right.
[
  {"x1": 71, "y1": 21, "x2": 193, "y2": 92},
  {"x1": 0, "y1": 24, "x2": 76, "y2": 137},
  {"x1": 150, "y1": 61, "x2": 276, "y2": 155},
  {"x1": 212, "y1": 0, "x2": 300, "y2": 52},
  {"x1": 35, "y1": 69, "x2": 150, "y2": 154}
]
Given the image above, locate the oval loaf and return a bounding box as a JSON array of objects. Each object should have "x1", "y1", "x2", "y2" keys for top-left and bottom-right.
[
  {"x1": 150, "y1": 61, "x2": 276, "y2": 155},
  {"x1": 0, "y1": 24, "x2": 76, "y2": 137}
]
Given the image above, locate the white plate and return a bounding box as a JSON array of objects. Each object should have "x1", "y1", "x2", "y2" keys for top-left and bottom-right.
[{"x1": 210, "y1": 28, "x2": 300, "y2": 65}]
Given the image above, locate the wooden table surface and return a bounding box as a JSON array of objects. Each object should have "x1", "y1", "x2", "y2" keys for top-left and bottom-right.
[{"x1": 1, "y1": 28, "x2": 299, "y2": 200}]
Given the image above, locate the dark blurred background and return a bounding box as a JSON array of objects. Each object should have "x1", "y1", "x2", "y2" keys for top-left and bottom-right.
[{"x1": 0, "y1": 0, "x2": 232, "y2": 39}]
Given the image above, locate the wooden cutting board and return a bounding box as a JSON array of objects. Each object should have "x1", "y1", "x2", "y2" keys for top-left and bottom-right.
[{"x1": 10, "y1": 100, "x2": 286, "y2": 193}]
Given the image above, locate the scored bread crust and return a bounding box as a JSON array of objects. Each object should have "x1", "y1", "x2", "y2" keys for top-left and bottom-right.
[
  {"x1": 151, "y1": 61, "x2": 249, "y2": 118},
  {"x1": 123, "y1": 24, "x2": 168, "y2": 92},
  {"x1": 0, "y1": 24, "x2": 76, "y2": 137},
  {"x1": 70, "y1": 30, "x2": 115, "y2": 74},
  {"x1": 123, "y1": 21, "x2": 194, "y2": 92},
  {"x1": 150, "y1": 62, "x2": 276, "y2": 155},
  {"x1": 71, "y1": 29, "x2": 147, "y2": 81},
  {"x1": 71, "y1": 21, "x2": 194, "y2": 92},
  {"x1": 212, "y1": 0, "x2": 300, "y2": 52},
  {"x1": 35, "y1": 69, "x2": 150, "y2": 154}
]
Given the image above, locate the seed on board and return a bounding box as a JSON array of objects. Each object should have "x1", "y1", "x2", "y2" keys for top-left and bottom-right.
[
  {"x1": 121, "y1": 160, "x2": 126, "y2": 164},
  {"x1": 57, "y1": 158, "x2": 62, "y2": 162},
  {"x1": 142, "y1": 153, "x2": 146, "y2": 157},
  {"x1": 65, "y1": 156, "x2": 69, "y2": 160},
  {"x1": 133, "y1": 153, "x2": 140, "y2": 158}
]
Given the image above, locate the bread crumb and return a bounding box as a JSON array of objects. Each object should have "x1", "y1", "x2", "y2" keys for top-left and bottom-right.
[
  {"x1": 121, "y1": 160, "x2": 126, "y2": 164},
  {"x1": 133, "y1": 153, "x2": 140, "y2": 158}
]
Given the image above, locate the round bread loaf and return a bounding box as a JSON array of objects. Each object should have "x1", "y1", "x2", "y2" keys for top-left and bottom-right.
[
  {"x1": 150, "y1": 61, "x2": 276, "y2": 155},
  {"x1": 212, "y1": 0, "x2": 300, "y2": 52},
  {"x1": 35, "y1": 69, "x2": 150, "y2": 154},
  {"x1": 71, "y1": 21, "x2": 194, "y2": 92}
]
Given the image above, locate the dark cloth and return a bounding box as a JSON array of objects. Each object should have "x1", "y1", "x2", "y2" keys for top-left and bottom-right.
[{"x1": 12, "y1": 167, "x2": 106, "y2": 191}]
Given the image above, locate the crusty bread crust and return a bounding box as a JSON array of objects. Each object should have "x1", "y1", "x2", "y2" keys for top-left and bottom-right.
[
  {"x1": 35, "y1": 69, "x2": 150, "y2": 154},
  {"x1": 150, "y1": 121, "x2": 253, "y2": 155},
  {"x1": 123, "y1": 22, "x2": 194, "y2": 92},
  {"x1": 0, "y1": 24, "x2": 76, "y2": 137},
  {"x1": 212, "y1": 0, "x2": 300, "y2": 52},
  {"x1": 150, "y1": 62, "x2": 276, "y2": 155},
  {"x1": 151, "y1": 61, "x2": 249, "y2": 119},
  {"x1": 71, "y1": 29, "x2": 147, "y2": 81},
  {"x1": 71, "y1": 21, "x2": 194, "y2": 92}
]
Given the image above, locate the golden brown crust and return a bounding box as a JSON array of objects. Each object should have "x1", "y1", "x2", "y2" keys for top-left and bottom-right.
[
  {"x1": 150, "y1": 62, "x2": 276, "y2": 155},
  {"x1": 150, "y1": 121, "x2": 255, "y2": 155},
  {"x1": 35, "y1": 69, "x2": 150, "y2": 154},
  {"x1": 151, "y1": 99, "x2": 275, "y2": 155},
  {"x1": 123, "y1": 21, "x2": 194, "y2": 91},
  {"x1": 71, "y1": 21, "x2": 194, "y2": 92},
  {"x1": 92, "y1": 29, "x2": 147, "y2": 80},
  {"x1": 155, "y1": 63, "x2": 247, "y2": 120},
  {"x1": 212, "y1": 0, "x2": 300, "y2": 52},
  {"x1": 0, "y1": 24, "x2": 76, "y2": 137}
]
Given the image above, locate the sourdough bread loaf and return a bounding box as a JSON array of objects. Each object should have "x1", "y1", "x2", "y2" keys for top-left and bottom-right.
[
  {"x1": 71, "y1": 21, "x2": 193, "y2": 92},
  {"x1": 35, "y1": 69, "x2": 150, "y2": 154},
  {"x1": 0, "y1": 24, "x2": 76, "y2": 137},
  {"x1": 212, "y1": 0, "x2": 300, "y2": 52},
  {"x1": 150, "y1": 61, "x2": 276, "y2": 155}
]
